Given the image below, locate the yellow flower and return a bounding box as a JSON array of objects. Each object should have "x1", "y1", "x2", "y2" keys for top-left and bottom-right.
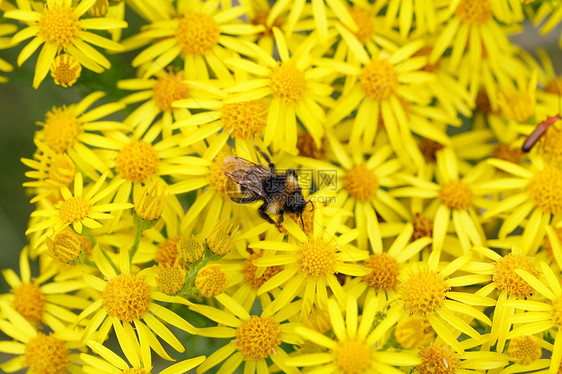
[
  {"x1": 25, "y1": 172, "x2": 132, "y2": 247},
  {"x1": 5, "y1": 0, "x2": 127, "y2": 88},
  {"x1": 392, "y1": 147, "x2": 491, "y2": 253},
  {"x1": 81, "y1": 339, "x2": 205, "y2": 374},
  {"x1": 76, "y1": 244, "x2": 198, "y2": 361},
  {"x1": 189, "y1": 293, "x2": 302, "y2": 374},
  {"x1": 33, "y1": 91, "x2": 127, "y2": 180},
  {"x1": 224, "y1": 30, "x2": 335, "y2": 153},
  {"x1": 0, "y1": 301, "x2": 84, "y2": 374},
  {"x1": 482, "y1": 157, "x2": 562, "y2": 255},
  {"x1": 286, "y1": 296, "x2": 420, "y2": 373},
  {"x1": 503, "y1": 261, "x2": 562, "y2": 374},
  {"x1": 0, "y1": 246, "x2": 90, "y2": 330},
  {"x1": 299, "y1": 139, "x2": 408, "y2": 251},
  {"x1": 126, "y1": 0, "x2": 264, "y2": 80},
  {"x1": 250, "y1": 207, "x2": 368, "y2": 318}
]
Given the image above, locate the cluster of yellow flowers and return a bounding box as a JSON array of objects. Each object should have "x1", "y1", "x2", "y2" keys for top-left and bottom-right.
[{"x1": 3, "y1": 0, "x2": 562, "y2": 373}]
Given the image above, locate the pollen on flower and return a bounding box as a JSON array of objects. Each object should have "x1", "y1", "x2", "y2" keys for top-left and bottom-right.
[
  {"x1": 492, "y1": 254, "x2": 538, "y2": 298},
  {"x1": 528, "y1": 167, "x2": 562, "y2": 214},
  {"x1": 59, "y1": 196, "x2": 91, "y2": 224},
  {"x1": 493, "y1": 143, "x2": 523, "y2": 165},
  {"x1": 48, "y1": 153, "x2": 75, "y2": 188},
  {"x1": 242, "y1": 252, "x2": 282, "y2": 290},
  {"x1": 454, "y1": 0, "x2": 492, "y2": 25},
  {"x1": 152, "y1": 71, "x2": 189, "y2": 112},
  {"x1": 296, "y1": 237, "x2": 339, "y2": 278},
  {"x1": 416, "y1": 342, "x2": 459, "y2": 374},
  {"x1": 40, "y1": 106, "x2": 81, "y2": 153},
  {"x1": 50, "y1": 54, "x2": 81, "y2": 88},
  {"x1": 157, "y1": 263, "x2": 185, "y2": 295},
  {"x1": 25, "y1": 332, "x2": 70, "y2": 374},
  {"x1": 394, "y1": 316, "x2": 435, "y2": 349},
  {"x1": 13, "y1": 281, "x2": 46, "y2": 325},
  {"x1": 155, "y1": 236, "x2": 181, "y2": 266},
  {"x1": 221, "y1": 100, "x2": 267, "y2": 139},
  {"x1": 348, "y1": 8, "x2": 374, "y2": 42},
  {"x1": 175, "y1": 14, "x2": 220, "y2": 55},
  {"x1": 344, "y1": 165, "x2": 379, "y2": 202},
  {"x1": 178, "y1": 235, "x2": 204, "y2": 264},
  {"x1": 508, "y1": 336, "x2": 542, "y2": 365},
  {"x1": 419, "y1": 139, "x2": 444, "y2": 163},
  {"x1": 400, "y1": 268, "x2": 449, "y2": 316},
  {"x1": 439, "y1": 180, "x2": 472, "y2": 210},
  {"x1": 88, "y1": 0, "x2": 109, "y2": 17},
  {"x1": 235, "y1": 316, "x2": 282, "y2": 360},
  {"x1": 46, "y1": 228, "x2": 82, "y2": 263},
  {"x1": 102, "y1": 273, "x2": 151, "y2": 323},
  {"x1": 38, "y1": 4, "x2": 81, "y2": 49},
  {"x1": 115, "y1": 141, "x2": 159, "y2": 184},
  {"x1": 412, "y1": 213, "x2": 433, "y2": 241},
  {"x1": 360, "y1": 58, "x2": 399, "y2": 101},
  {"x1": 363, "y1": 253, "x2": 400, "y2": 291},
  {"x1": 195, "y1": 264, "x2": 231, "y2": 297},
  {"x1": 269, "y1": 62, "x2": 307, "y2": 105},
  {"x1": 297, "y1": 133, "x2": 327, "y2": 159},
  {"x1": 335, "y1": 340, "x2": 372, "y2": 374}
]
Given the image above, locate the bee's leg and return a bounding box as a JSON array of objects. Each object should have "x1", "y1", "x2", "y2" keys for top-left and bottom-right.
[
  {"x1": 258, "y1": 203, "x2": 277, "y2": 225},
  {"x1": 254, "y1": 145, "x2": 275, "y2": 171}
]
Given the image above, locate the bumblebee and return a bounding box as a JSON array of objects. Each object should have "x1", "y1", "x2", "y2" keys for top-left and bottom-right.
[{"x1": 221, "y1": 146, "x2": 313, "y2": 228}]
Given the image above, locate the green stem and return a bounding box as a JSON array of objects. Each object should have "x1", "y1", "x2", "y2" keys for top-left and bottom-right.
[
  {"x1": 129, "y1": 223, "x2": 144, "y2": 263},
  {"x1": 179, "y1": 245, "x2": 223, "y2": 296},
  {"x1": 81, "y1": 227, "x2": 119, "y2": 274}
]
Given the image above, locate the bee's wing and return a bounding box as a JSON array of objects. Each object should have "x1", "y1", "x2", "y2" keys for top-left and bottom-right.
[{"x1": 221, "y1": 156, "x2": 270, "y2": 199}]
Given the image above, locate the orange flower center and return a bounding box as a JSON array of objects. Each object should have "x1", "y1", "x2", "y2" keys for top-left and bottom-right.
[
  {"x1": 59, "y1": 196, "x2": 91, "y2": 224},
  {"x1": 492, "y1": 254, "x2": 538, "y2": 298},
  {"x1": 349, "y1": 8, "x2": 374, "y2": 42},
  {"x1": 416, "y1": 342, "x2": 459, "y2": 374},
  {"x1": 42, "y1": 106, "x2": 81, "y2": 153},
  {"x1": 508, "y1": 336, "x2": 542, "y2": 365},
  {"x1": 221, "y1": 100, "x2": 267, "y2": 139},
  {"x1": 363, "y1": 253, "x2": 400, "y2": 291},
  {"x1": 400, "y1": 268, "x2": 449, "y2": 316},
  {"x1": 344, "y1": 165, "x2": 379, "y2": 202},
  {"x1": 152, "y1": 71, "x2": 189, "y2": 111},
  {"x1": 296, "y1": 237, "x2": 339, "y2": 278},
  {"x1": 50, "y1": 54, "x2": 82, "y2": 88},
  {"x1": 176, "y1": 14, "x2": 220, "y2": 55},
  {"x1": 269, "y1": 62, "x2": 307, "y2": 105},
  {"x1": 528, "y1": 167, "x2": 562, "y2": 214},
  {"x1": 335, "y1": 340, "x2": 372, "y2": 374},
  {"x1": 195, "y1": 264, "x2": 230, "y2": 297},
  {"x1": 13, "y1": 282, "x2": 46, "y2": 325},
  {"x1": 394, "y1": 316, "x2": 435, "y2": 349},
  {"x1": 235, "y1": 316, "x2": 282, "y2": 360},
  {"x1": 360, "y1": 59, "x2": 398, "y2": 100},
  {"x1": 455, "y1": 0, "x2": 492, "y2": 25},
  {"x1": 38, "y1": 4, "x2": 81, "y2": 49},
  {"x1": 25, "y1": 333, "x2": 70, "y2": 374},
  {"x1": 116, "y1": 141, "x2": 159, "y2": 184},
  {"x1": 102, "y1": 273, "x2": 151, "y2": 323},
  {"x1": 439, "y1": 180, "x2": 472, "y2": 210}
]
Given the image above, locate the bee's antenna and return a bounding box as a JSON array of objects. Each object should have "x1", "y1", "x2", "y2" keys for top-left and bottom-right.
[
  {"x1": 300, "y1": 211, "x2": 305, "y2": 229},
  {"x1": 306, "y1": 199, "x2": 314, "y2": 211}
]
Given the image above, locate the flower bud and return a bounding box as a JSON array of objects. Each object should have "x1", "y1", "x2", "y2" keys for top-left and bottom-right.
[
  {"x1": 206, "y1": 218, "x2": 239, "y2": 256},
  {"x1": 177, "y1": 235, "x2": 204, "y2": 264},
  {"x1": 195, "y1": 264, "x2": 230, "y2": 297},
  {"x1": 134, "y1": 181, "x2": 167, "y2": 221}
]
